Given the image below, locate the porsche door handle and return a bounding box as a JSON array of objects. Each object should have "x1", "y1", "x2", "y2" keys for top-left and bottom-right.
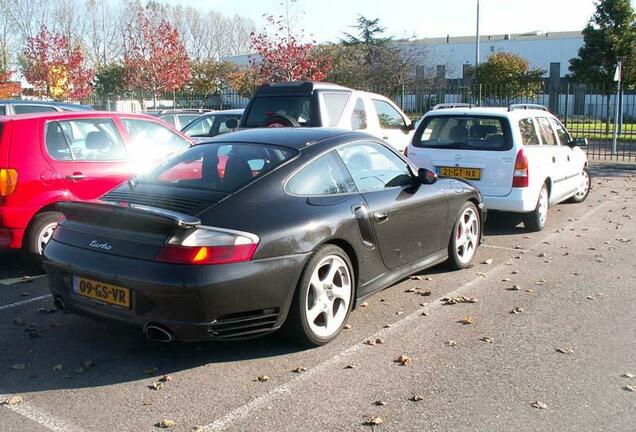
[{"x1": 374, "y1": 211, "x2": 389, "y2": 223}]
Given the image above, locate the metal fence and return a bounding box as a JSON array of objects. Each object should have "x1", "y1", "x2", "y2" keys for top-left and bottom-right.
[{"x1": 83, "y1": 81, "x2": 636, "y2": 161}]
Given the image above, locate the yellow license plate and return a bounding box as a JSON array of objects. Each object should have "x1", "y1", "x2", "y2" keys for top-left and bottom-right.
[
  {"x1": 73, "y1": 276, "x2": 130, "y2": 308},
  {"x1": 439, "y1": 167, "x2": 482, "y2": 180}
]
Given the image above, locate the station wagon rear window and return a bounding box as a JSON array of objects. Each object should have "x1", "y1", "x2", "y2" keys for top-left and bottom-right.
[
  {"x1": 245, "y1": 96, "x2": 313, "y2": 127},
  {"x1": 414, "y1": 116, "x2": 512, "y2": 151}
]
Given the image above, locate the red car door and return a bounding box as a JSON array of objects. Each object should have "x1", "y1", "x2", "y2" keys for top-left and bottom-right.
[{"x1": 42, "y1": 116, "x2": 131, "y2": 201}]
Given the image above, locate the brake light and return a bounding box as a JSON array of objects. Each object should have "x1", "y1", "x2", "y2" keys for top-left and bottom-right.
[
  {"x1": 156, "y1": 227, "x2": 259, "y2": 265},
  {"x1": 0, "y1": 168, "x2": 17, "y2": 196},
  {"x1": 512, "y1": 149, "x2": 529, "y2": 188}
]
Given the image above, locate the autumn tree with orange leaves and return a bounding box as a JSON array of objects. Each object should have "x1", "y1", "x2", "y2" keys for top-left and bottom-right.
[
  {"x1": 21, "y1": 26, "x2": 94, "y2": 100},
  {"x1": 124, "y1": 8, "x2": 190, "y2": 107},
  {"x1": 0, "y1": 70, "x2": 21, "y2": 99},
  {"x1": 249, "y1": 1, "x2": 332, "y2": 83}
]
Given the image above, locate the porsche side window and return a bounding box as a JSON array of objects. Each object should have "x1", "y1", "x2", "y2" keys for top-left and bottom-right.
[
  {"x1": 338, "y1": 142, "x2": 412, "y2": 192},
  {"x1": 287, "y1": 152, "x2": 356, "y2": 196}
]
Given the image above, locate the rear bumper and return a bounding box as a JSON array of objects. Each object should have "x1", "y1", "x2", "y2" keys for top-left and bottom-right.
[
  {"x1": 482, "y1": 188, "x2": 536, "y2": 213},
  {"x1": 43, "y1": 239, "x2": 309, "y2": 342}
]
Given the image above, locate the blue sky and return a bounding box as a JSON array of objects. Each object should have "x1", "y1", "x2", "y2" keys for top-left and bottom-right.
[{"x1": 162, "y1": 0, "x2": 636, "y2": 43}]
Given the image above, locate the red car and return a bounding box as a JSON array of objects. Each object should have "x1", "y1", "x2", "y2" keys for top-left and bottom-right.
[{"x1": 0, "y1": 111, "x2": 192, "y2": 261}]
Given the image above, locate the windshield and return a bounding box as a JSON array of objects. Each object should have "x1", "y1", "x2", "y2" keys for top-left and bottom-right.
[
  {"x1": 137, "y1": 142, "x2": 297, "y2": 193},
  {"x1": 245, "y1": 96, "x2": 312, "y2": 127},
  {"x1": 414, "y1": 116, "x2": 512, "y2": 151}
]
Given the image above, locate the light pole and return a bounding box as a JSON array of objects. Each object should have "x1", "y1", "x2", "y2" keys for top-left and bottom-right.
[{"x1": 475, "y1": 0, "x2": 480, "y2": 70}]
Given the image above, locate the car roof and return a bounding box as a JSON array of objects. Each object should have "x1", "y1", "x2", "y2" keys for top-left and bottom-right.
[
  {"x1": 423, "y1": 107, "x2": 555, "y2": 118},
  {"x1": 254, "y1": 81, "x2": 351, "y2": 96},
  {"x1": 0, "y1": 110, "x2": 161, "y2": 122},
  {"x1": 203, "y1": 127, "x2": 370, "y2": 149},
  {"x1": 0, "y1": 99, "x2": 92, "y2": 110},
  {"x1": 197, "y1": 109, "x2": 245, "y2": 118}
]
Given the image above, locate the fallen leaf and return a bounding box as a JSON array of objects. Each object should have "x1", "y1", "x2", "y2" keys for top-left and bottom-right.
[
  {"x1": 623, "y1": 385, "x2": 635, "y2": 392},
  {"x1": 149, "y1": 381, "x2": 164, "y2": 390},
  {"x1": 360, "y1": 302, "x2": 369, "y2": 308},
  {"x1": 404, "y1": 287, "x2": 417, "y2": 293},
  {"x1": 538, "y1": 253, "x2": 547, "y2": 258},
  {"x1": 52, "y1": 364, "x2": 62, "y2": 372},
  {"x1": 481, "y1": 336, "x2": 493, "y2": 343},
  {"x1": 622, "y1": 372, "x2": 634, "y2": 379},
  {"x1": 507, "y1": 285, "x2": 521, "y2": 291},
  {"x1": 10, "y1": 363, "x2": 26, "y2": 370},
  {"x1": 501, "y1": 278, "x2": 512, "y2": 282},
  {"x1": 531, "y1": 401, "x2": 548, "y2": 409},
  {"x1": 395, "y1": 311, "x2": 404, "y2": 315},
  {"x1": 446, "y1": 340, "x2": 457, "y2": 347},
  {"x1": 365, "y1": 417, "x2": 384, "y2": 426},
  {"x1": 193, "y1": 426, "x2": 204, "y2": 432},
  {"x1": 510, "y1": 307, "x2": 523, "y2": 315},
  {"x1": 410, "y1": 395, "x2": 424, "y2": 402},
  {"x1": 421, "y1": 311, "x2": 429, "y2": 316},
  {"x1": 442, "y1": 296, "x2": 478, "y2": 305},
  {"x1": 383, "y1": 324, "x2": 391, "y2": 328},
  {"x1": 477, "y1": 272, "x2": 486, "y2": 277},
  {"x1": 586, "y1": 296, "x2": 596, "y2": 300},
  {"x1": 2, "y1": 396, "x2": 23, "y2": 405},
  {"x1": 396, "y1": 355, "x2": 412, "y2": 366},
  {"x1": 555, "y1": 348, "x2": 574, "y2": 354},
  {"x1": 373, "y1": 400, "x2": 386, "y2": 406},
  {"x1": 410, "y1": 275, "x2": 423, "y2": 280},
  {"x1": 419, "y1": 291, "x2": 432, "y2": 297},
  {"x1": 256, "y1": 375, "x2": 270, "y2": 382},
  {"x1": 159, "y1": 375, "x2": 172, "y2": 382},
  {"x1": 156, "y1": 419, "x2": 176, "y2": 428},
  {"x1": 292, "y1": 367, "x2": 307, "y2": 373},
  {"x1": 344, "y1": 363, "x2": 357, "y2": 369},
  {"x1": 375, "y1": 338, "x2": 385, "y2": 344},
  {"x1": 458, "y1": 316, "x2": 474, "y2": 325},
  {"x1": 363, "y1": 339, "x2": 376, "y2": 346},
  {"x1": 482, "y1": 258, "x2": 493, "y2": 265},
  {"x1": 344, "y1": 324, "x2": 352, "y2": 330}
]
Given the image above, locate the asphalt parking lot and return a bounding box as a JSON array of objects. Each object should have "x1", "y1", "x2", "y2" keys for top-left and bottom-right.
[{"x1": 1, "y1": 162, "x2": 635, "y2": 432}]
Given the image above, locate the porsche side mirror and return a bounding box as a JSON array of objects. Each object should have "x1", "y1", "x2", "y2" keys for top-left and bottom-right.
[{"x1": 418, "y1": 168, "x2": 438, "y2": 185}]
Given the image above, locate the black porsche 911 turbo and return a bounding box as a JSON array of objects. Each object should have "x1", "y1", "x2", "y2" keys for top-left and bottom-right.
[{"x1": 44, "y1": 128, "x2": 484, "y2": 346}]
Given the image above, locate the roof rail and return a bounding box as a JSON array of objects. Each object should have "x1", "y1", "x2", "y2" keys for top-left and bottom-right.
[
  {"x1": 432, "y1": 103, "x2": 472, "y2": 110},
  {"x1": 508, "y1": 104, "x2": 548, "y2": 112}
]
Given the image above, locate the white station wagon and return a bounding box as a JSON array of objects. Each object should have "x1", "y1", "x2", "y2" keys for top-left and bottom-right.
[{"x1": 405, "y1": 104, "x2": 591, "y2": 231}]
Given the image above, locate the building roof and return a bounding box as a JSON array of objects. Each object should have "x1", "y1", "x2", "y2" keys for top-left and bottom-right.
[{"x1": 398, "y1": 30, "x2": 582, "y2": 46}]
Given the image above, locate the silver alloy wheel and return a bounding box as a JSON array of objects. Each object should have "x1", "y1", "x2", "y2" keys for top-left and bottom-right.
[
  {"x1": 305, "y1": 255, "x2": 352, "y2": 339},
  {"x1": 455, "y1": 207, "x2": 479, "y2": 265},
  {"x1": 36, "y1": 222, "x2": 57, "y2": 255},
  {"x1": 574, "y1": 170, "x2": 590, "y2": 200},
  {"x1": 538, "y1": 187, "x2": 548, "y2": 225}
]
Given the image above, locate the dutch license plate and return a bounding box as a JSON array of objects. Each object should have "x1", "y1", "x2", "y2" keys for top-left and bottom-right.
[
  {"x1": 73, "y1": 276, "x2": 130, "y2": 308},
  {"x1": 438, "y1": 166, "x2": 482, "y2": 180}
]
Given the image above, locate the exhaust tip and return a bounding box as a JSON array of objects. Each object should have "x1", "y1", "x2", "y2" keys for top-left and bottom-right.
[
  {"x1": 53, "y1": 296, "x2": 67, "y2": 313},
  {"x1": 143, "y1": 323, "x2": 174, "y2": 343}
]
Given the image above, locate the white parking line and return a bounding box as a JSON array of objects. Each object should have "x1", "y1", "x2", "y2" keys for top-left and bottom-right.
[
  {"x1": 0, "y1": 275, "x2": 46, "y2": 286},
  {"x1": 202, "y1": 197, "x2": 616, "y2": 432},
  {"x1": 0, "y1": 295, "x2": 51, "y2": 312},
  {"x1": 0, "y1": 395, "x2": 87, "y2": 432}
]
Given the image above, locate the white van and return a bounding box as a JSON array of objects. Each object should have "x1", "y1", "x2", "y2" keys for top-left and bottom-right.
[{"x1": 405, "y1": 104, "x2": 590, "y2": 231}]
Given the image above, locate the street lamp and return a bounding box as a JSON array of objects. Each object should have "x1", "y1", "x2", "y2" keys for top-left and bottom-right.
[{"x1": 475, "y1": 0, "x2": 480, "y2": 70}]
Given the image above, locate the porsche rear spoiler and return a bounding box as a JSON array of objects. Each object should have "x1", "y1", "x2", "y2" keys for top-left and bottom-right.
[{"x1": 56, "y1": 201, "x2": 201, "y2": 233}]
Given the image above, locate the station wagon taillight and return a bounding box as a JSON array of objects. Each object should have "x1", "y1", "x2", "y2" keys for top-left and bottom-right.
[
  {"x1": 0, "y1": 168, "x2": 17, "y2": 196},
  {"x1": 512, "y1": 149, "x2": 529, "y2": 188},
  {"x1": 156, "y1": 227, "x2": 259, "y2": 265}
]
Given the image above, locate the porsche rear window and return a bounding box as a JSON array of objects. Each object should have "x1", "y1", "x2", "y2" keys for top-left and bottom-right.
[
  {"x1": 414, "y1": 116, "x2": 512, "y2": 151},
  {"x1": 139, "y1": 142, "x2": 297, "y2": 193}
]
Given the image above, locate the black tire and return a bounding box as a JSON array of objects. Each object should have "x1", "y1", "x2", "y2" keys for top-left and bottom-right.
[
  {"x1": 23, "y1": 211, "x2": 63, "y2": 267},
  {"x1": 446, "y1": 201, "x2": 481, "y2": 270},
  {"x1": 261, "y1": 114, "x2": 300, "y2": 128},
  {"x1": 524, "y1": 184, "x2": 548, "y2": 231},
  {"x1": 567, "y1": 167, "x2": 591, "y2": 203},
  {"x1": 284, "y1": 244, "x2": 354, "y2": 346}
]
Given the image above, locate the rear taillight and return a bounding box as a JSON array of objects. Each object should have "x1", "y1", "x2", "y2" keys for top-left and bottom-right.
[
  {"x1": 512, "y1": 149, "x2": 529, "y2": 188},
  {"x1": 156, "y1": 227, "x2": 259, "y2": 265},
  {"x1": 0, "y1": 168, "x2": 17, "y2": 196}
]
